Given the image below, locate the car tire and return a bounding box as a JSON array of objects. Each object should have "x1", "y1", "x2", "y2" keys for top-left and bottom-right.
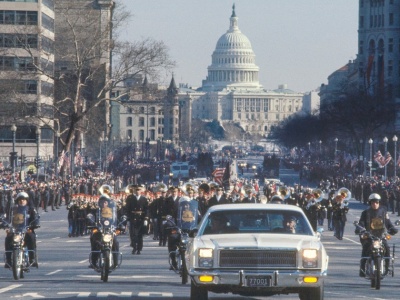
[
  {"x1": 190, "y1": 279, "x2": 208, "y2": 300},
  {"x1": 299, "y1": 284, "x2": 323, "y2": 300}
]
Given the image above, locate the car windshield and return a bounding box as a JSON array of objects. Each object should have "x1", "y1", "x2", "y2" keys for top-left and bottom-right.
[{"x1": 200, "y1": 209, "x2": 313, "y2": 236}]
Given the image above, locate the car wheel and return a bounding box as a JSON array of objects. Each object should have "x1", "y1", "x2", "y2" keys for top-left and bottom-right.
[
  {"x1": 190, "y1": 279, "x2": 208, "y2": 300},
  {"x1": 299, "y1": 285, "x2": 323, "y2": 300}
]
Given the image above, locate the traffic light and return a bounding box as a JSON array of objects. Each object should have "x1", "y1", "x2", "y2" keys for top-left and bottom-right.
[
  {"x1": 21, "y1": 155, "x2": 27, "y2": 166},
  {"x1": 34, "y1": 158, "x2": 38, "y2": 168},
  {"x1": 34, "y1": 158, "x2": 42, "y2": 168},
  {"x1": 9, "y1": 151, "x2": 17, "y2": 167}
]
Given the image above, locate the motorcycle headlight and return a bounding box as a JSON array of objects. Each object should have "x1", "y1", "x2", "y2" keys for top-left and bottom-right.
[
  {"x1": 13, "y1": 235, "x2": 22, "y2": 243},
  {"x1": 198, "y1": 248, "x2": 213, "y2": 268},
  {"x1": 302, "y1": 249, "x2": 318, "y2": 268},
  {"x1": 181, "y1": 234, "x2": 189, "y2": 245},
  {"x1": 372, "y1": 240, "x2": 381, "y2": 249},
  {"x1": 102, "y1": 233, "x2": 113, "y2": 243}
]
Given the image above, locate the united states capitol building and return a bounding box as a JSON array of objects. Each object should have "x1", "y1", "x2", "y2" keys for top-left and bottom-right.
[{"x1": 178, "y1": 5, "x2": 306, "y2": 139}]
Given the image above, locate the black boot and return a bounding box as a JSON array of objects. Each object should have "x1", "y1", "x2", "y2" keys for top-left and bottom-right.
[
  {"x1": 359, "y1": 259, "x2": 366, "y2": 277},
  {"x1": 383, "y1": 259, "x2": 390, "y2": 276}
]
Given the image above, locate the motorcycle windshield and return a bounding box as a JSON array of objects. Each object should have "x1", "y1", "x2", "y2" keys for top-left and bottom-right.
[
  {"x1": 11, "y1": 208, "x2": 28, "y2": 232},
  {"x1": 177, "y1": 199, "x2": 198, "y2": 231},
  {"x1": 97, "y1": 205, "x2": 117, "y2": 229}
]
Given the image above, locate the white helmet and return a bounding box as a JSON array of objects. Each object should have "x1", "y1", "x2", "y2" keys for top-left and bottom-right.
[
  {"x1": 16, "y1": 192, "x2": 29, "y2": 201},
  {"x1": 368, "y1": 193, "x2": 381, "y2": 202}
]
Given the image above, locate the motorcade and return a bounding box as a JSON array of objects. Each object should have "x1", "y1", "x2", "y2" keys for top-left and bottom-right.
[{"x1": 186, "y1": 204, "x2": 328, "y2": 300}]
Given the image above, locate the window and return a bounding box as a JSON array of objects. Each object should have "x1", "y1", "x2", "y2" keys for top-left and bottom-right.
[
  {"x1": 150, "y1": 117, "x2": 155, "y2": 127},
  {"x1": 41, "y1": 13, "x2": 54, "y2": 32},
  {"x1": 150, "y1": 129, "x2": 155, "y2": 140},
  {"x1": 359, "y1": 16, "x2": 364, "y2": 28},
  {"x1": 126, "y1": 117, "x2": 132, "y2": 126},
  {"x1": 388, "y1": 60, "x2": 393, "y2": 77},
  {"x1": 139, "y1": 130, "x2": 144, "y2": 140},
  {"x1": 389, "y1": 38, "x2": 394, "y2": 52},
  {"x1": 389, "y1": 13, "x2": 394, "y2": 26},
  {"x1": 139, "y1": 117, "x2": 144, "y2": 127}
]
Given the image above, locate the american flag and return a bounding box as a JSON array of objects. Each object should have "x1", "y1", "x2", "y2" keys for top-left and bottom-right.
[
  {"x1": 397, "y1": 154, "x2": 400, "y2": 167},
  {"x1": 381, "y1": 151, "x2": 392, "y2": 167},
  {"x1": 57, "y1": 150, "x2": 65, "y2": 171},
  {"x1": 374, "y1": 151, "x2": 383, "y2": 166},
  {"x1": 74, "y1": 151, "x2": 83, "y2": 166},
  {"x1": 107, "y1": 151, "x2": 114, "y2": 162},
  {"x1": 212, "y1": 167, "x2": 225, "y2": 186}
]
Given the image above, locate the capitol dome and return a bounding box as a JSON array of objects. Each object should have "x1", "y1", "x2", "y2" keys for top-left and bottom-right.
[{"x1": 201, "y1": 4, "x2": 262, "y2": 91}]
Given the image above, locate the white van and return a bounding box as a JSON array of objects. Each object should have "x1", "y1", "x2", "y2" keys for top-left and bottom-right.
[{"x1": 170, "y1": 162, "x2": 190, "y2": 179}]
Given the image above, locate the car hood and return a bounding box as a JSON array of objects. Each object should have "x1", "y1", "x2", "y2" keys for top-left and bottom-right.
[{"x1": 195, "y1": 233, "x2": 322, "y2": 250}]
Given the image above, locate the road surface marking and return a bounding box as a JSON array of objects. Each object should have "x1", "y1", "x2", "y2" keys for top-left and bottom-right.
[
  {"x1": 0, "y1": 285, "x2": 22, "y2": 294},
  {"x1": 46, "y1": 269, "x2": 62, "y2": 276}
]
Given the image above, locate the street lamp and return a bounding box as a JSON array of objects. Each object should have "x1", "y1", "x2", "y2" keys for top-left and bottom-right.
[
  {"x1": 99, "y1": 136, "x2": 103, "y2": 171},
  {"x1": 36, "y1": 127, "x2": 40, "y2": 182},
  {"x1": 334, "y1": 137, "x2": 338, "y2": 157},
  {"x1": 307, "y1": 142, "x2": 311, "y2": 151},
  {"x1": 383, "y1": 136, "x2": 388, "y2": 180},
  {"x1": 10, "y1": 124, "x2": 17, "y2": 182},
  {"x1": 368, "y1": 138, "x2": 373, "y2": 178},
  {"x1": 393, "y1": 135, "x2": 398, "y2": 180},
  {"x1": 359, "y1": 139, "x2": 364, "y2": 176},
  {"x1": 104, "y1": 137, "x2": 108, "y2": 173},
  {"x1": 55, "y1": 131, "x2": 60, "y2": 179}
]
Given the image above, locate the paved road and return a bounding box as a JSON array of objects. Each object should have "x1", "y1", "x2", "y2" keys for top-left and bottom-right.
[{"x1": 0, "y1": 200, "x2": 400, "y2": 299}]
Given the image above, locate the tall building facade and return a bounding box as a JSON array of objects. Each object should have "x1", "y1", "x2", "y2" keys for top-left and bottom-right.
[
  {"x1": 357, "y1": 0, "x2": 400, "y2": 129},
  {"x1": 0, "y1": 0, "x2": 55, "y2": 162}
]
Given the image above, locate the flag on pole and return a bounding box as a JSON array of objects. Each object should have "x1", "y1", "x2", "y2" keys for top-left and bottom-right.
[
  {"x1": 382, "y1": 151, "x2": 392, "y2": 167},
  {"x1": 57, "y1": 150, "x2": 65, "y2": 171},
  {"x1": 222, "y1": 162, "x2": 230, "y2": 189},
  {"x1": 74, "y1": 151, "x2": 83, "y2": 166},
  {"x1": 397, "y1": 154, "x2": 400, "y2": 167},
  {"x1": 374, "y1": 151, "x2": 383, "y2": 166},
  {"x1": 107, "y1": 151, "x2": 114, "y2": 163},
  {"x1": 212, "y1": 167, "x2": 225, "y2": 186}
]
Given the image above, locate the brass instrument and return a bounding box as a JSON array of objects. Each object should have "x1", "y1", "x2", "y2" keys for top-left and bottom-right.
[
  {"x1": 335, "y1": 187, "x2": 351, "y2": 206},
  {"x1": 180, "y1": 182, "x2": 197, "y2": 195},
  {"x1": 208, "y1": 181, "x2": 220, "y2": 190},
  {"x1": 278, "y1": 186, "x2": 291, "y2": 200},
  {"x1": 99, "y1": 184, "x2": 113, "y2": 196},
  {"x1": 154, "y1": 182, "x2": 168, "y2": 193},
  {"x1": 124, "y1": 184, "x2": 136, "y2": 194},
  {"x1": 242, "y1": 184, "x2": 256, "y2": 197},
  {"x1": 311, "y1": 188, "x2": 324, "y2": 203}
]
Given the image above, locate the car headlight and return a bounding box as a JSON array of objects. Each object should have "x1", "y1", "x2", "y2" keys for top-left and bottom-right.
[
  {"x1": 302, "y1": 249, "x2": 318, "y2": 268},
  {"x1": 102, "y1": 233, "x2": 113, "y2": 243},
  {"x1": 198, "y1": 248, "x2": 213, "y2": 267},
  {"x1": 13, "y1": 235, "x2": 22, "y2": 243}
]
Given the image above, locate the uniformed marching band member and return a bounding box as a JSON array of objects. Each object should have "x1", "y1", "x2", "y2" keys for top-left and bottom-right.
[
  {"x1": 125, "y1": 184, "x2": 149, "y2": 254},
  {"x1": 302, "y1": 189, "x2": 321, "y2": 231}
]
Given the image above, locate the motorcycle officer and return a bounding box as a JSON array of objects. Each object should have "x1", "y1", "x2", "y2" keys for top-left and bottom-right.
[
  {"x1": 89, "y1": 192, "x2": 120, "y2": 269},
  {"x1": 2, "y1": 192, "x2": 39, "y2": 268},
  {"x1": 358, "y1": 193, "x2": 398, "y2": 277}
]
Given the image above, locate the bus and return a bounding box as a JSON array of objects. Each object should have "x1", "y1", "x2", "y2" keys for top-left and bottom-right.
[{"x1": 170, "y1": 162, "x2": 190, "y2": 180}]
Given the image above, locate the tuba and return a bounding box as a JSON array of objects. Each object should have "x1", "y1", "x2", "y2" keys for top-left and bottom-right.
[
  {"x1": 278, "y1": 186, "x2": 291, "y2": 200},
  {"x1": 99, "y1": 184, "x2": 114, "y2": 196},
  {"x1": 311, "y1": 188, "x2": 324, "y2": 203},
  {"x1": 336, "y1": 187, "x2": 351, "y2": 206},
  {"x1": 154, "y1": 182, "x2": 168, "y2": 193},
  {"x1": 243, "y1": 184, "x2": 255, "y2": 197},
  {"x1": 208, "y1": 181, "x2": 220, "y2": 190},
  {"x1": 180, "y1": 182, "x2": 197, "y2": 195}
]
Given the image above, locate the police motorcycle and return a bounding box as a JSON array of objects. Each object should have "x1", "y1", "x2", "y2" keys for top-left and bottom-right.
[
  {"x1": 86, "y1": 185, "x2": 127, "y2": 282},
  {"x1": 354, "y1": 220, "x2": 396, "y2": 290},
  {"x1": 164, "y1": 186, "x2": 199, "y2": 284},
  {"x1": 0, "y1": 210, "x2": 40, "y2": 280}
]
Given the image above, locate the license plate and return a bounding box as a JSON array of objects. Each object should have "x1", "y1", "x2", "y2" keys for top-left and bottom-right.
[{"x1": 246, "y1": 276, "x2": 271, "y2": 287}]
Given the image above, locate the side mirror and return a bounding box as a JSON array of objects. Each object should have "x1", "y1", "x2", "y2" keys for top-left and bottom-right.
[{"x1": 189, "y1": 228, "x2": 198, "y2": 238}]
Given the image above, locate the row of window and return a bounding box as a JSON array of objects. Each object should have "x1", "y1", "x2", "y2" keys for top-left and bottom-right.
[
  {"x1": 359, "y1": 13, "x2": 395, "y2": 29},
  {"x1": 126, "y1": 129, "x2": 159, "y2": 141},
  {"x1": 42, "y1": 12, "x2": 54, "y2": 32},
  {"x1": 0, "y1": 0, "x2": 38, "y2": 2},
  {"x1": 359, "y1": 38, "x2": 400, "y2": 55},
  {"x1": 359, "y1": 60, "x2": 400, "y2": 78},
  {"x1": 0, "y1": 10, "x2": 37, "y2": 25},
  {"x1": 361, "y1": 0, "x2": 395, "y2": 8},
  {"x1": 42, "y1": 0, "x2": 54, "y2": 9},
  {"x1": 0, "y1": 125, "x2": 53, "y2": 144},
  {"x1": 0, "y1": 79, "x2": 37, "y2": 94},
  {"x1": 0, "y1": 56, "x2": 36, "y2": 71},
  {"x1": 126, "y1": 116, "x2": 179, "y2": 127},
  {"x1": 0, "y1": 33, "x2": 38, "y2": 48},
  {"x1": 237, "y1": 113, "x2": 281, "y2": 121}
]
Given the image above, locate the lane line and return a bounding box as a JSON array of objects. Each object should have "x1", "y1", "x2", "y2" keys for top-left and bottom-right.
[
  {"x1": 79, "y1": 259, "x2": 88, "y2": 264},
  {"x1": 0, "y1": 284, "x2": 22, "y2": 294},
  {"x1": 46, "y1": 269, "x2": 62, "y2": 276}
]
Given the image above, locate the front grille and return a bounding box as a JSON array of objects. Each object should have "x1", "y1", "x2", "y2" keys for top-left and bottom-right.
[{"x1": 219, "y1": 249, "x2": 297, "y2": 268}]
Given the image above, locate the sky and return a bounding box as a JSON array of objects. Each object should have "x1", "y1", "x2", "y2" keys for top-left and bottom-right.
[{"x1": 119, "y1": 0, "x2": 359, "y2": 93}]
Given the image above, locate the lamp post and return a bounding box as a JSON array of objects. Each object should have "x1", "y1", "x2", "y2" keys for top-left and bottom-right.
[
  {"x1": 99, "y1": 137, "x2": 103, "y2": 171},
  {"x1": 36, "y1": 127, "x2": 40, "y2": 182},
  {"x1": 10, "y1": 124, "x2": 17, "y2": 182},
  {"x1": 383, "y1": 136, "x2": 388, "y2": 180},
  {"x1": 104, "y1": 137, "x2": 108, "y2": 173},
  {"x1": 393, "y1": 135, "x2": 398, "y2": 180},
  {"x1": 55, "y1": 131, "x2": 60, "y2": 179},
  {"x1": 334, "y1": 137, "x2": 338, "y2": 157},
  {"x1": 307, "y1": 142, "x2": 311, "y2": 151},
  {"x1": 368, "y1": 138, "x2": 373, "y2": 178},
  {"x1": 359, "y1": 139, "x2": 364, "y2": 177}
]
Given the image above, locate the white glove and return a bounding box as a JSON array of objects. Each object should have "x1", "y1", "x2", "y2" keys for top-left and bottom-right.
[
  {"x1": 162, "y1": 220, "x2": 167, "y2": 225},
  {"x1": 144, "y1": 220, "x2": 148, "y2": 226},
  {"x1": 340, "y1": 203, "x2": 345, "y2": 209}
]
